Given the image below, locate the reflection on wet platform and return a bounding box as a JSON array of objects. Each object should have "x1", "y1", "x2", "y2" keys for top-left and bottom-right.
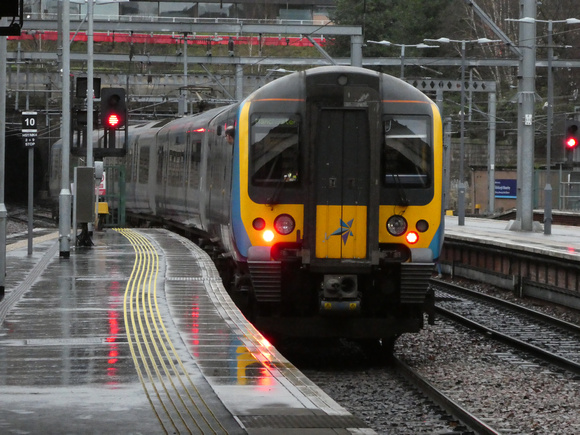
[{"x1": 0, "y1": 228, "x2": 370, "y2": 434}]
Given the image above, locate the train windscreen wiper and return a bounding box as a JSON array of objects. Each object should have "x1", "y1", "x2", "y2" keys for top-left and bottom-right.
[
  {"x1": 266, "y1": 175, "x2": 288, "y2": 206},
  {"x1": 391, "y1": 173, "x2": 410, "y2": 206}
]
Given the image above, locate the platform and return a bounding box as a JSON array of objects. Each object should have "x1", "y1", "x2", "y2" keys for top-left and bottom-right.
[
  {"x1": 444, "y1": 215, "x2": 580, "y2": 261},
  {"x1": 0, "y1": 228, "x2": 371, "y2": 434}
]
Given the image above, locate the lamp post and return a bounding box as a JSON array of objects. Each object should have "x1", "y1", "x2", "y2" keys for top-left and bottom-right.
[
  {"x1": 366, "y1": 40, "x2": 439, "y2": 79},
  {"x1": 506, "y1": 17, "x2": 580, "y2": 235},
  {"x1": 425, "y1": 37, "x2": 500, "y2": 226}
]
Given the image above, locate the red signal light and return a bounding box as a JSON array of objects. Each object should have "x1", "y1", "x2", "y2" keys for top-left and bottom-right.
[
  {"x1": 106, "y1": 114, "x2": 121, "y2": 128},
  {"x1": 565, "y1": 121, "x2": 580, "y2": 150}
]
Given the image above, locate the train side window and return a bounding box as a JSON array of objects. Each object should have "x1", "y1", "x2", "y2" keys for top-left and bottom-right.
[
  {"x1": 138, "y1": 145, "x2": 149, "y2": 183},
  {"x1": 250, "y1": 114, "x2": 300, "y2": 186},
  {"x1": 382, "y1": 116, "x2": 431, "y2": 188}
]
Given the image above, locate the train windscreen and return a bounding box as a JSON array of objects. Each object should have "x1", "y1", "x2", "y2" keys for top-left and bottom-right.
[
  {"x1": 382, "y1": 116, "x2": 431, "y2": 187},
  {"x1": 250, "y1": 114, "x2": 300, "y2": 186}
]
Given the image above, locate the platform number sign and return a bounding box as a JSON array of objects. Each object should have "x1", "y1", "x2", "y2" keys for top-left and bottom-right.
[{"x1": 22, "y1": 111, "x2": 38, "y2": 147}]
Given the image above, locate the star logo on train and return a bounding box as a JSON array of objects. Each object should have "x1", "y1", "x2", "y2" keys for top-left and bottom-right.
[{"x1": 325, "y1": 219, "x2": 354, "y2": 245}]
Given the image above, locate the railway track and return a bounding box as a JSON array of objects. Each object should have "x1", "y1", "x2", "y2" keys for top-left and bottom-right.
[
  {"x1": 431, "y1": 279, "x2": 580, "y2": 375},
  {"x1": 391, "y1": 355, "x2": 500, "y2": 434},
  {"x1": 290, "y1": 278, "x2": 580, "y2": 434},
  {"x1": 285, "y1": 336, "x2": 500, "y2": 434},
  {"x1": 9, "y1": 206, "x2": 55, "y2": 223},
  {"x1": 5, "y1": 203, "x2": 58, "y2": 244}
]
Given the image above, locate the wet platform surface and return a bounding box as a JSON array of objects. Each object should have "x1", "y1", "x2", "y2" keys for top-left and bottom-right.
[
  {"x1": 445, "y1": 215, "x2": 580, "y2": 261},
  {"x1": 0, "y1": 228, "x2": 370, "y2": 435}
]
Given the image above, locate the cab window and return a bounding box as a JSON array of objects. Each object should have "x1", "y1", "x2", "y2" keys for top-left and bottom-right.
[
  {"x1": 382, "y1": 116, "x2": 431, "y2": 187},
  {"x1": 250, "y1": 114, "x2": 300, "y2": 186}
]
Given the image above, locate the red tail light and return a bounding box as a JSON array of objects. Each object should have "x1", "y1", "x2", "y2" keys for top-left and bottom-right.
[
  {"x1": 263, "y1": 230, "x2": 274, "y2": 242},
  {"x1": 406, "y1": 231, "x2": 419, "y2": 244}
]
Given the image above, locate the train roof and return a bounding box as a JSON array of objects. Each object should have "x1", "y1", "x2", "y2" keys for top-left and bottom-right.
[{"x1": 245, "y1": 66, "x2": 433, "y2": 105}]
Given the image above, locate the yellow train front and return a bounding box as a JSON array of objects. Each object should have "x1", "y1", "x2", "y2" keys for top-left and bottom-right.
[{"x1": 231, "y1": 66, "x2": 444, "y2": 347}]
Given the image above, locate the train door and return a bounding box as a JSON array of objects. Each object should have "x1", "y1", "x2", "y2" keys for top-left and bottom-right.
[
  {"x1": 155, "y1": 140, "x2": 166, "y2": 214},
  {"x1": 314, "y1": 108, "x2": 370, "y2": 260},
  {"x1": 147, "y1": 140, "x2": 157, "y2": 215},
  {"x1": 185, "y1": 131, "x2": 203, "y2": 228}
]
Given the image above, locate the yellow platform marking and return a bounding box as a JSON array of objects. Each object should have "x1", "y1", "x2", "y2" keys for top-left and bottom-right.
[{"x1": 115, "y1": 228, "x2": 226, "y2": 435}]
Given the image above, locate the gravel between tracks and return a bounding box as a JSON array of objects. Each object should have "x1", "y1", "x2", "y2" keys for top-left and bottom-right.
[{"x1": 397, "y1": 318, "x2": 580, "y2": 434}]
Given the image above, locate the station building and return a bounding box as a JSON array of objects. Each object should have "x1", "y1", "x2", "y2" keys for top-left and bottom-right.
[{"x1": 23, "y1": 0, "x2": 335, "y2": 23}]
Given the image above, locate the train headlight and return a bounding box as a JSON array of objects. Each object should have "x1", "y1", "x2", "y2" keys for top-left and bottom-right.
[
  {"x1": 387, "y1": 215, "x2": 407, "y2": 236},
  {"x1": 274, "y1": 214, "x2": 295, "y2": 235}
]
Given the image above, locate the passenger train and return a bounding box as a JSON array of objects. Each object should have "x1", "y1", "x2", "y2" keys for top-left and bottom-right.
[{"x1": 51, "y1": 66, "x2": 444, "y2": 351}]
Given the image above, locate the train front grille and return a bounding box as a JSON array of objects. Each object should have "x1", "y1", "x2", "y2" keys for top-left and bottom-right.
[
  {"x1": 247, "y1": 260, "x2": 282, "y2": 302},
  {"x1": 400, "y1": 263, "x2": 434, "y2": 304}
]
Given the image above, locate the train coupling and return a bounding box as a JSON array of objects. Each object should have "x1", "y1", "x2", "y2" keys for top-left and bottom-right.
[{"x1": 319, "y1": 275, "x2": 361, "y2": 316}]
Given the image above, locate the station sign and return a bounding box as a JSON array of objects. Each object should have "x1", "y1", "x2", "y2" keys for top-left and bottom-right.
[
  {"x1": 22, "y1": 111, "x2": 38, "y2": 147},
  {"x1": 495, "y1": 179, "x2": 517, "y2": 199}
]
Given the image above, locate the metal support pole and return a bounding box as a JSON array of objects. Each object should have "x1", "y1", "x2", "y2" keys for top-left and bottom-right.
[
  {"x1": 488, "y1": 91, "x2": 496, "y2": 214},
  {"x1": 444, "y1": 117, "x2": 452, "y2": 212},
  {"x1": 235, "y1": 64, "x2": 244, "y2": 101},
  {"x1": 0, "y1": 18, "x2": 7, "y2": 297},
  {"x1": 400, "y1": 45, "x2": 405, "y2": 79},
  {"x1": 87, "y1": 0, "x2": 94, "y2": 169},
  {"x1": 28, "y1": 147, "x2": 33, "y2": 255},
  {"x1": 458, "y1": 41, "x2": 466, "y2": 226},
  {"x1": 351, "y1": 35, "x2": 363, "y2": 67},
  {"x1": 544, "y1": 21, "x2": 554, "y2": 235},
  {"x1": 518, "y1": 0, "x2": 537, "y2": 232},
  {"x1": 59, "y1": 0, "x2": 72, "y2": 258},
  {"x1": 87, "y1": 0, "x2": 95, "y2": 236},
  {"x1": 181, "y1": 32, "x2": 188, "y2": 116},
  {"x1": 15, "y1": 41, "x2": 20, "y2": 111}
]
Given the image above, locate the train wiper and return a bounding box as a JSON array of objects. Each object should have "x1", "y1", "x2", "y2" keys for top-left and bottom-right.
[
  {"x1": 391, "y1": 173, "x2": 410, "y2": 207},
  {"x1": 266, "y1": 175, "x2": 288, "y2": 206}
]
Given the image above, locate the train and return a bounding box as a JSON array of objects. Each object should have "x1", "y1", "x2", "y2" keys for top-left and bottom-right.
[{"x1": 51, "y1": 66, "x2": 444, "y2": 352}]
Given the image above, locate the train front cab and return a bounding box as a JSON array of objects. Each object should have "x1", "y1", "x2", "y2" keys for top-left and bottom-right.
[{"x1": 235, "y1": 67, "x2": 443, "y2": 342}]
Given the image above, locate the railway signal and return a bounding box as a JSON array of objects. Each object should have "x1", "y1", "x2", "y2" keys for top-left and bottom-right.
[
  {"x1": 0, "y1": 0, "x2": 19, "y2": 17},
  {"x1": 0, "y1": 0, "x2": 22, "y2": 36},
  {"x1": 100, "y1": 87, "x2": 126, "y2": 130},
  {"x1": 565, "y1": 120, "x2": 580, "y2": 150}
]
